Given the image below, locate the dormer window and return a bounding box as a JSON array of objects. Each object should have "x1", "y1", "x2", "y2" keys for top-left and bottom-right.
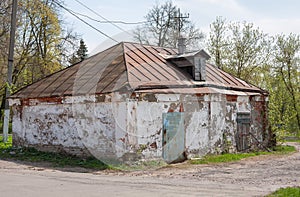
[{"x1": 162, "y1": 50, "x2": 211, "y2": 81}]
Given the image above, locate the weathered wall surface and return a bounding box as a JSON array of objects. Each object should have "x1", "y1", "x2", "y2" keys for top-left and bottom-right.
[
  {"x1": 10, "y1": 92, "x2": 269, "y2": 162},
  {"x1": 11, "y1": 94, "x2": 128, "y2": 162},
  {"x1": 250, "y1": 96, "x2": 269, "y2": 148}
]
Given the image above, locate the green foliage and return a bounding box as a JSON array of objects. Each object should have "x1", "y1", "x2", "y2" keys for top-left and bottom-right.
[
  {"x1": 272, "y1": 34, "x2": 300, "y2": 136},
  {"x1": 285, "y1": 138, "x2": 300, "y2": 143},
  {"x1": 0, "y1": 135, "x2": 109, "y2": 170},
  {"x1": 69, "y1": 39, "x2": 88, "y2": 65},
  {"x1": 208, "y1": 17, "x2": 300, "y2": 138},
  {"x1": 0, "y1": 0, "x2": 79, "y2": 110},
  {"x1": 190, "y1": 145, "x2": 296, "y2": 165},
  {"x1": 0, "y1": 135, "x2": 12, "y2": 148},
  {"x1": 266, "y1": 187, "x2": 300, "y2": 197},
  {"x1": 208, "y1": 18, "x2": 270, "y2": 82},
  {"x1": 77, "y1": 39, "x2": 88, "y2": 61},
  {"x1": 272, "y1": 145, "x2": 297, "y2": 154},
  {"x1": 14, "y1": 0, "x2": 63, "y2": 85},
  {"x1": 190, "y1": 153, "x2": 261, "y2": 164},
  {"x1": 208, "y1": 16, "x2": 227, "y2": 69}
]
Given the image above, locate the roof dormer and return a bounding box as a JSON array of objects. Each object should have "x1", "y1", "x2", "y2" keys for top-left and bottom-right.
[{"x1": 162, "y1": 50, "x2": 211, "y2": 81}]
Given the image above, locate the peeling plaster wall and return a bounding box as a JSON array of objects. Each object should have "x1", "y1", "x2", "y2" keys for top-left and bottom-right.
[
  {"x1": 10, "y1": 92, "x2": 269, "y2": 161},
  {"x1": 11, "y1": 94, "x2": 128, "y2": 160},
  {"x1": 132, "y1": 93, "x2": 268, "y2": 159},
  {"x1": 250, "y1": 95, "x2": 269, "y2": 147},
  {"x1": 184, "y1": 99, "x2": 210, "y2": 157}
]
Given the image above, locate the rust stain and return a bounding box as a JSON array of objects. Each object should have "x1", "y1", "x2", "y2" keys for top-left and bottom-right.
[
  {"x1": 21, "y1": 97, "x2": 62, "y2": 106},
  {"x1": 226, "y1": 95, "x2": 238, "y2": 102}
]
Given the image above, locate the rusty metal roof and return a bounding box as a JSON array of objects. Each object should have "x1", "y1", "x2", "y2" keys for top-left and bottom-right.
[{"x1": 11, "y1": 42, "x2": 265, "y2": 99}]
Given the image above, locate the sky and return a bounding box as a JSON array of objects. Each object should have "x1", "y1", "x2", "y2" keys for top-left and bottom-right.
[{"x1": 62, "y1": 0, "x2": 300, "y2": 55}]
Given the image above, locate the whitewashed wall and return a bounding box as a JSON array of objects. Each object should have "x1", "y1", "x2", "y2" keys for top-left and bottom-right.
[{"x1": 10, "y1": 92, "x2": 267, "y2": 162}]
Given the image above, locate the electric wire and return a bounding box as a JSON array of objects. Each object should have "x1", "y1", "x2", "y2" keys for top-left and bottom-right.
[
  {"x1": 73, "y1": 0, "x2": 134, "y2": 36},
  {"x1": 53, "y1": 1, "x2": 118, "y2": 43},
  {"x1": 70, "y1": 10, "x2": 146, "y2": 25}
]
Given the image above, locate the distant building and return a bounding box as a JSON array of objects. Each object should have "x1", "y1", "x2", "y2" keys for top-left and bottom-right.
[{"x1": 9, "y1": 42, "x2": 270, "y2": 163}]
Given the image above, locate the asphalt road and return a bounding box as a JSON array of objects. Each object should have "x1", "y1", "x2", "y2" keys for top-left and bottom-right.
[{"x1": 0, "y1": 143, "x2": 299, "y2": 197}]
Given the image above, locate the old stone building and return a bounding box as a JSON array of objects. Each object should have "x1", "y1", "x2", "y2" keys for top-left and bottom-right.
[{"x1": 9, "y1": 42, "x2": 270, "y2": 163}]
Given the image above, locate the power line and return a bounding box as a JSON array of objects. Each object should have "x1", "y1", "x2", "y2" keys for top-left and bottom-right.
[
  {"x1": 71, "y1": 10, "x2": 146, "y2": 25},
  {"x1": 53, "y1": 1, "x2": 118, "y2": 43},
  {"x1": 73, "y1": 0, "x2": 133, "y2": 36}
]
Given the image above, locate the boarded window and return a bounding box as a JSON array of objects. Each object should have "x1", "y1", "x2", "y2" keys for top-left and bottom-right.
[{"x1": 235, "y1": 112, "x2": 251, "y2": 151}]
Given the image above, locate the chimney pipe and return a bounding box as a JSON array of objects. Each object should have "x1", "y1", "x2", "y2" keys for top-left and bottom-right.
[{"x1": 178, "y1": 37, "x2": 186, "y2": 55}]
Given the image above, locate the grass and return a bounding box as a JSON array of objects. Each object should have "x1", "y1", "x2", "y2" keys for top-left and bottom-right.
[
  {"x1": 285, "y1": 139, "x2": 300, "y2": 143},
  {"x1": 0, "y1": 135, "x2": 297, "y2": 170},
  {"x1": 266, "y1": 187, "x2": 300, "y2": 197},
  {"x1": 281, "y1": 135, "x2": 300, "y2": 143},
  {"x1": 0, "y1": 135, "x2": 110, "y2": 170},
  {"x1": 190, "y1": 145, "x2": 296, "y2": 165},
  {"x1": 0, "y1": 135, "x2": 167, "y2": 171}
]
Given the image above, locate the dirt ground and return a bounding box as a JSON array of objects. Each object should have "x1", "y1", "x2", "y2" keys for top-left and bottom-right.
[{"x1": 0, "y1": 143, "x2": 299, "y2": 197}]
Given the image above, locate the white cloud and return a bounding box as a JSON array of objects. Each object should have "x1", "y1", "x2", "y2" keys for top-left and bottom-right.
[
  {"x1": 176, "y1": 0, "x2": 250, "y2": 16},
  {"x1": 256, "y1": 19, "x2": 300, "y2": 36}
]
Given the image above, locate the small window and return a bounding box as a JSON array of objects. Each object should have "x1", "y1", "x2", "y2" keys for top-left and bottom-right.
[{"x1": 179, "y1": 66, "x2": 193, "y2": 78}]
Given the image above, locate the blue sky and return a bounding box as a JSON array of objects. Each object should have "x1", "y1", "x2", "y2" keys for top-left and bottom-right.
[{"x1": 62, "y1": 0, "x2": 300, "y2": 54}]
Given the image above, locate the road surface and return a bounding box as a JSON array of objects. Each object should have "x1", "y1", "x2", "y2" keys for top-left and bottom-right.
[{"x1": 0, "y1": 143, "x2": 299, "y2": 197}]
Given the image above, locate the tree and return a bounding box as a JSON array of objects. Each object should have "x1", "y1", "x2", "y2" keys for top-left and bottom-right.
[
  {"x1": 272, "y1": 34, "x2": 300, "y2": 135},
  {"x1": 207, "y1": 19, "x2": 271, "y2": 82},
  {"x1": 0, "y1": 0, "x2": 79, "y2": 118},
  {"x1": 69, "y1": 39, "x2": 88, "y2": 65},
  {"x1": 208, "y1": 16, "x2": 227, "y2": 69},
  {"x1": 207, "y1": 17, "x2": 299, "y2": 137},
  {"x1": 226, "y1": 22, "x2": 271, "y2": 81},
  {"x1": 10, "y1": 0, "x2": 79, "y2": 86},
  {"x1": 77, "y1": 39, "x2": 88, "y2": 61},
  {"x1": 13, "y1": 0, "x2": 63, "y2": 86},
  {"x1": 133, "y1": 1, "x2": 204, "y2": 50},
  {"x1": 0, "y1": 0, "x2": 11, "y2": 121}
]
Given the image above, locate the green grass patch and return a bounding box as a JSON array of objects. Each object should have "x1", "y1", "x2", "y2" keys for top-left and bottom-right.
[
  {"x1": 280, "y1": 136, "x2": 300, "y2": 143},
  {"x1": 266, "y1": 187, "x2": 300, "y2": 197},
  {"x1": 190, "y1": 145, "x2": 296, "y2": 165},
  {"x1": 0, "y1": 135, "x2": 297, "y2": 170},
  {"x1": 286, "y1": 139, "x2": 300, "y2": 143},
  {"x1": 0, "y1": 135, "x2": 110, "y2": 170},
  {"x1": 273, "y1": 144, "x2": 297, "y2": 154},
  {"x1": 0, "y1": 135, "x2": 166, "y2": 171}
]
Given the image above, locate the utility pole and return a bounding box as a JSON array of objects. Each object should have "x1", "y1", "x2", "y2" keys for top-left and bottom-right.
[
  {"x1": 173, "y1": 8, "x2": 189, "y2": 37},
  {"x1": 2, "y1": 0, "x2": 17, "y2": 142},
  {"x1": 174, "y1": 8, "x2": 189, "y2": 54}
]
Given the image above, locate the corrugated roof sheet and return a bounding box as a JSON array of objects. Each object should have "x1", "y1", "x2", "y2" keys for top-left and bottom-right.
[{"x1": 11, "y1": 42, "x2": 265, "y2": 99}]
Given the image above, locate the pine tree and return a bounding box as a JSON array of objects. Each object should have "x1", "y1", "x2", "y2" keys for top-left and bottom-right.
[
  {"x1": 77, "y1": 39, "x2": 88, "y2": 61},
  {"x1": 69, "y1": 39, "x2": 88, "y2": 65}
]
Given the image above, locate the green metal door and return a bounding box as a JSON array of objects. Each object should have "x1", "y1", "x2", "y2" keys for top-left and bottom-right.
[{"x1": 162, "y1": 112, "x2": 186, "y2": 163}]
